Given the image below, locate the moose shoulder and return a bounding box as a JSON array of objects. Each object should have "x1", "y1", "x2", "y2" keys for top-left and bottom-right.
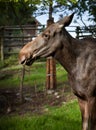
[{"x1": 19, "y1": 14, "x2": 96, "y2": 130}]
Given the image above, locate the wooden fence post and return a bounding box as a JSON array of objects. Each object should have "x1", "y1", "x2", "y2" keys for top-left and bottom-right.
[
  {"x1": 76, "y1": 26, "x2": 80, "y2": 39},
  {"x1": 46, "y1": 57, "x2": 50, "y2": 89},
  {"x1": 46, "y1": 18, "x2": 57, "y2": 90},
  {"x1": 20, "y1": 65, "x2": 25, "y2": 103},
  {"x1": 0, "y1": 27, "x2": 4, "y2": 62},
  {"x1": 49, "y1": 57, "x2": 56, "y2": 89}
]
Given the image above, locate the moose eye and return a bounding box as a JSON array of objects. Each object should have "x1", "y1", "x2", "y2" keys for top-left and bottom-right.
[
  {"x1": 44, "y1": 34, "x2": 49, "y2": 38},
  {"x1": 42, "y1": 32, "x2": 50, "y2": 40}
]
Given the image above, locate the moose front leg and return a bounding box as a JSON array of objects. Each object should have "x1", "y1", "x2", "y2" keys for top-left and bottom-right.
[
  {"x1": 78, "y1": 97, "x2": 96, "y2": 130},
  {"x1": 78, "y1": 98, "x2": 89, "y2": 130}
]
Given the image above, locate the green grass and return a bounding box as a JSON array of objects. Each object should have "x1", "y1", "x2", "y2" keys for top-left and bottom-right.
[
  {"x1": 0, "y1": 100, "x2": 81, "y2": 130},
  {"x1": 0, "y1": 60, "x2": 68, "y2": 89},
  {"x1": 0, "y1": 57, "x2": 81, "y2": 130}
]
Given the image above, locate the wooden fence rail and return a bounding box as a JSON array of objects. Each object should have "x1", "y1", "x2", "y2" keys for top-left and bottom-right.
[
  {"x1": 0, "y1": 25, "x2": 96, "y2": 61},
  {"x1": 0, "y1": 25, "x2": 44, "y2": 61}
]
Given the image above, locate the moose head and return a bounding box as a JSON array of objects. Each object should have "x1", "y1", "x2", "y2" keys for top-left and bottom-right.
[{"x1": 19, "y1": 13, "x2": 74, "y2": 66}]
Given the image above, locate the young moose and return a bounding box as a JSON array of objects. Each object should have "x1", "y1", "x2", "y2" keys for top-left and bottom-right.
[{"x1": 19, "y1": 14, "x2": 96, "y2": 130}]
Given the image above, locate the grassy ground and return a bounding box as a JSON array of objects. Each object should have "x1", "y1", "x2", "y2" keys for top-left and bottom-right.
[
  {"x1": 0, "y1": 58, "x2": 68, "y2": 89},
  {"x1": 0, "y1": 100, "x2": 81, "y2": 130},
  {"x1": 0, "y1": 57, "x2": 81, "y2": 130}
]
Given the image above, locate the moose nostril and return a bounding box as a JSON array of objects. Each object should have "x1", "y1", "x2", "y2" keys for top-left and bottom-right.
[
  {"x1": 19, "y1": 55, "x2": 26, "y2": 64},
  {"x1": 21, "y1": 59, "x2": 26, "y2": 64}
]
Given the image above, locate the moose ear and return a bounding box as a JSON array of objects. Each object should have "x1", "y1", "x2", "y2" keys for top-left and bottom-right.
[{"x1": 58, "y1": 13, "x2": 74, "y2": 27}]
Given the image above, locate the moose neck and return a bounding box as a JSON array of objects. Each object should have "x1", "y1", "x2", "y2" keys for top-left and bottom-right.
[{"x1": 54, "y1": 28, "x2": 77, "y2": 74}]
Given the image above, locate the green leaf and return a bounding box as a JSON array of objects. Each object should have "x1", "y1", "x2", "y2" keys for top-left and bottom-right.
[{"x1": 70, "y1": 0, "x2": 77, "y2": 4}]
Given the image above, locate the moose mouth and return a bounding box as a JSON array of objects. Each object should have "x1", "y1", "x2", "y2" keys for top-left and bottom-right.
[
  {"x1": 20, "y1": 56, "x2": 37, "y2": 66},
  {"x1": 20, "y1": 53, "x2": 37, "y2": 66},
  {"x1": 23, "y1": 59, "x2": 35, "y2": 66},
  {"x1": 20, "y1": 50, "x2": 55, "y2": 66},
  {"x1": 20, "y1": 46, "x2": 54, "y2": 66}
]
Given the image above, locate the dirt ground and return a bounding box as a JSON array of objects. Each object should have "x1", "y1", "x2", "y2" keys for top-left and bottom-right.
[{"x1": 0, "y1": 82, "x2": 76, "y2": 116}]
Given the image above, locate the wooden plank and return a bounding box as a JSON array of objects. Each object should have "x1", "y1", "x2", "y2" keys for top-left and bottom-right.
[
  {"x1": 0, "y1": 37, "x2": 4, "y2": 61},
  {"x1": 46, "y1": 58, "x2": 50, "y2": 89},
  {"x1": 50, "y1": 57, "x2": 56, "y2": 89}
]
